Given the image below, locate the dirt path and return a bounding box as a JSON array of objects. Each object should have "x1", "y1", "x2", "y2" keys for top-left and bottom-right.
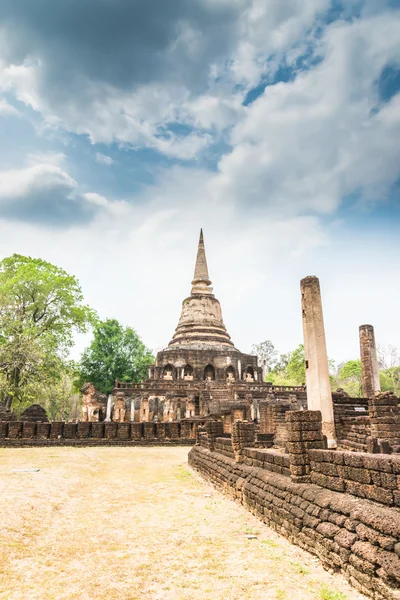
[{"x1": 0, "y1": 447, "x2": 366, "y2": 600}]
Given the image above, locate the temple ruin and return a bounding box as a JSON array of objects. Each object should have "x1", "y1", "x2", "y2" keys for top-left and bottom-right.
[
  {"x1": 106, "y1": 229, "x2": 306, "y2": 430},
  {"x1": 1, "y1": 228, "x2": 399, "y2": 600}
]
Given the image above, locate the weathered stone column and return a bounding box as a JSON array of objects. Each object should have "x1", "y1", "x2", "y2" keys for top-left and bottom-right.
[
  {"x1": 130, "y1": 399, "x2": 135, "y2": 421},
  {"x1": 301, "y1": 276, "x2": 336, "y2": 448},
  {"x1": 105, "y1": 395, "x2": 112, "y2": 422},
  {"x1": 359, "y1": 324, "x2": 381, "y2": 398}
]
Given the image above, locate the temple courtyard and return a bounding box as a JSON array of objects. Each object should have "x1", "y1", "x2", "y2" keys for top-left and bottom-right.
[{"x1": 0, "y1": 447, "x2": 366, "y2": 600}]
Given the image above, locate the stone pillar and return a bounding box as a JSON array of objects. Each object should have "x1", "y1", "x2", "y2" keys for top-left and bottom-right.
[
  {"x1": 301, "y1": 276, "x2": 336, "y2": 448},
  {"x1": 359, "y1": 324, "x2": 381, "y2": 398},
  {"x1": 105, "y1": 395, "x2": 112, "y2": 422},
  {"x1": 130, "y1": 399, "x2": 135, "y2": 421}
]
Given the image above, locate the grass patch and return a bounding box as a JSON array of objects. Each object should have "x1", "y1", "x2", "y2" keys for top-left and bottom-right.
[
  {"x1": 289, "y1": 560, "x2": 309, "y2": 575},
  {"x1": 319, "y1": 585, "x2": 348, "y2": 600},
  {"x1": 261, "y1": 539, "x2": 278, "y2": 548}
]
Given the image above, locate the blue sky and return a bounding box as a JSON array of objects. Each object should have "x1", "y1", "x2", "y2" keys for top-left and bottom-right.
[{"x1": 0, "y1": 0, "x2": 399, "y2": 364}]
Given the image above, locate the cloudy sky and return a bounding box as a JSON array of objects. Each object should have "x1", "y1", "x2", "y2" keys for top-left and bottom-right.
[{"x1": 0, "y1": 0, "x2": 399, "y2": 364}]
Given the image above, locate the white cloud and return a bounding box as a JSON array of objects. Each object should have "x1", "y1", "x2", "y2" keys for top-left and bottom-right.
[
  {"x1": 0, "y1": 1, "x2": 330, "y2": 157},
  {"x1": 0, "y1": 163, "x2": 76, "y2": 198},
  {"x1": 0, "y1": 161, "x2": 105, "y2": 226},
  {"x1": 0, "y1": 98, "x2": 19, "y2": 116},
  {"x1": 210, "y1": 12, "x2": 400, "y2": 215},
  {"x1": 95, "y1": 152, "x2": 114, "y2": 166}
]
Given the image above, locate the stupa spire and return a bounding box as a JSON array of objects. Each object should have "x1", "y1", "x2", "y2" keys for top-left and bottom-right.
[
  {"x1": 168, "y1": 229, "x2": 234, "y2": 348},
  {"x1": 191, "y1": 229, "x2": 213, "y2": 295}
]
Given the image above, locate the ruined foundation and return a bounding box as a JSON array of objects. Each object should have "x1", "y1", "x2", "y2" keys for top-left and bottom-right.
[{"x1": 189, "y1": 412, "x2": 400, "y2": 600}]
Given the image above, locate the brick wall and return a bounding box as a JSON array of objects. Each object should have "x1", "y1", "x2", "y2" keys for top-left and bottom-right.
[
  {"x1": 309, "y1": 450, "x2": 400, "y2": 506},
  {"x1": 0, "y1": 420, "x2": 203, "y2": 446},
  {"x1": 333, "y1": 395, "x2": 370, "y2": 452},
  {"x1": 369, "y1": 392, "x2": 400, "y2": 453},
  {"x1": 189, "y1": 444, "x2": 400, "y2": 600}
]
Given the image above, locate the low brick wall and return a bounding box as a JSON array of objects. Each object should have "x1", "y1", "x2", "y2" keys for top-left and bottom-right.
[
  {"x1": 333, "y1": 395, "x2": 370, "y2": 452},
  {"x1": 242, "y1": 447, "x2": 290, "y2": 476},
  {"x1": 189, "y1": 446, "x2": 400, "y2": 600},
  {"x1": 213, "y1": 436, "x2": 235, "y2": 459},
  {"x1": 309, "y1": 450, "x2": 400, "y2": 506},
  {"x1": 0, "y1": 420, "x2": 201, "y2": 446}
]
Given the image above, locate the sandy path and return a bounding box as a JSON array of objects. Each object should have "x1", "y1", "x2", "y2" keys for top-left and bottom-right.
[{"x1": 0, "y1": 447, "x2": 366, "y2": 600}]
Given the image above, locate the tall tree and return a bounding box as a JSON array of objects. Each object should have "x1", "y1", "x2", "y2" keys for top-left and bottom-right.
[
  {"x1": 378, "y1": 345, "x2": 400, "y2": 395},
  {"x1": 268, "y1": 344, "x2": 306, "y2": 386},
  {"x1": 0, "y1": 254, "x2": 95, "y2": 410},
  {"x1": 78, "y1": 319, "x2": 154, "y2": 395},
  {"x1": 251, "y1": 340, "x2": 278, "y2": 379},
  {"x1": 335, "y1": 359, "x2": 363, "y2": 397}
]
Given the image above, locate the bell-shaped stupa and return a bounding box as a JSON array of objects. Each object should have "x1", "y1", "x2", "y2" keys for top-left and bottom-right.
[{"x1": 168, "y1": 229, "x2": 234, "y2": 349}]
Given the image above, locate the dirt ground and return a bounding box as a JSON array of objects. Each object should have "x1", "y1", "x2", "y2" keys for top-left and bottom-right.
[{"x1": 0, "y1": 447, "x2": 366, "y2": 600}]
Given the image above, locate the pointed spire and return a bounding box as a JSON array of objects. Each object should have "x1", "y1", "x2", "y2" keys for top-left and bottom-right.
[{"x1": 191, "y1": 229, "x2": 213, "y2": 295}]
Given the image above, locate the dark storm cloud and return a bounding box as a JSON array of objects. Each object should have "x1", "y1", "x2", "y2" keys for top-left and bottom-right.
[
  {"x1": 0, "y1": 168, "x2": 99, "y2": 228},
  {"x1": 0, "y1": 0, "x2": 241, "y2": 93},
  {"x1": 0, "y1": 191, "x2": 97, "y2": 228}
]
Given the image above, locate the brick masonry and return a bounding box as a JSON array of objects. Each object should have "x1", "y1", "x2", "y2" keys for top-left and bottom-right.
[
  {"x1": 0, "y1": 420, "x2": 202, "y2": 447},
  {"x1": 189, "y1": 412, "x2": 400, "y2": 600}
]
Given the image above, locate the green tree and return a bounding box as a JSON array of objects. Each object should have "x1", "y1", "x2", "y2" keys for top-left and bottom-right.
[
  {"x1": 268, "y1": 344, "x2": 306, "y2": 386},
  {"x1": 0, "y1": 254, "x2": 95, "y2": 410},
  {"x1": 251, "y1": 340, "x2": 278, "y2": 379},
  {"x1": 337, "y1": 359, "x2": 363, "y2": 397},
  {"x1": 78, "y1": 319, "x2": 154, "y2": 394},
  {"x1": 378, "y1": 345, "x2": 400, "y2": 395}
]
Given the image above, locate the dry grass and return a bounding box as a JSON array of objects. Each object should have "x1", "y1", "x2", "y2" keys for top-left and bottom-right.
[{"x1": 0, "y1": 447, "x2": 366, "y2": 600}]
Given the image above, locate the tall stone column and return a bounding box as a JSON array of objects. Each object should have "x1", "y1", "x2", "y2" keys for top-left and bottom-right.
[
  {"x1": 105, "y1": 395, "x2": 112, "y2": 422},
  {"x1": 359, "y1": 324, "x2": 381, "y2": 398},
  {"x1": 301, "y1": 276, "x2": 336, "y2": 448}
]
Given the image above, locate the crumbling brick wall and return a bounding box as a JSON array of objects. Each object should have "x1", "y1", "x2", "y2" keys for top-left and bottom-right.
[
  {"x1": 189, "y1": 442, "x2": 400, "y2": 600},
  {"x1": 333, "y1": 395, "x2": 371, "y2": 452},
  {"x1": 0, "y1": 419, "x2": 203, "y2": 446},
  {"x1": 369, "y1": 392, "x2": 400, "y2": 453},
  {"x1": 259, "y1": 401, "x2": 291, "y2": 445}
]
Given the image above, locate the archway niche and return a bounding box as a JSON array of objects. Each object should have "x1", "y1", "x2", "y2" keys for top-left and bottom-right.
[
  {"x1": 204, "y1": 364, "x2": 215, "y2": 381},
  {"x1": 163, "y1": 364, "x2": 175, "y2": 380},
  {"x1": 244, "y1": 366, "x2": 255, "y2": 382},
  {"x1": 226, "y1": 366, "x2": 236, "y2": 382},
  {"x1": 183, "y1": 364, "x2": 194, "y2": 380}
]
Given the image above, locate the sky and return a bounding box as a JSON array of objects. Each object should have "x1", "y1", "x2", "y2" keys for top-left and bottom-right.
[{"x1": 0, "y1": 0, "x2": 399, "y2": 365}]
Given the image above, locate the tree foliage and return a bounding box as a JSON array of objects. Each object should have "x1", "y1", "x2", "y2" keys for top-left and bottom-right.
[
  {"x1": 267, "y1": 344, "x2": 306, "y2": 386},
  {"x1": 0, "y1": 254, "x2": 95, "y2": 409},
  {"x1": 335, "y1": 359, "x2": 363, "y2": 397},
  {"x1": 251, "y1": 340, "x2": 278, "y2": 376},
  {"x1": 77, "y1": 319, "x2": 154, "y2": 395}
]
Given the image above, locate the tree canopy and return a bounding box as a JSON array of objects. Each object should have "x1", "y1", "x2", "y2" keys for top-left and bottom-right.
[
  {"x1": 267, "y1": 344, "x2": 306, "y2": 386},
  {"x1": 0, "y1": 254, "x2": 95, "y2": 411},
  {"x1": 251, "y1": 340, "x2": 278, "y2": 374},
  {"x1": 77, "y1": 318, "x2": 154, "y2": 395}
]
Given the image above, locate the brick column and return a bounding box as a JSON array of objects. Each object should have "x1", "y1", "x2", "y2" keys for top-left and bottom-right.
[
  {"x1": 285, "y1": 411, "x2": 324, "y2": 483},
  {"x1": 231, "y1": 421, "x2": 255, "y2": 463},
  {"x1": 369, "y1": 392, "x2": 400, "y2": 452},
  {"x1": 205, "y1": 420, "x2": 223, "y2": 452},
  {"x1": 301, "y1": 276, "x2": 336, "y2": 448},
  {"x1": 359, "y1": 324, "x2": 381, "y2": 398}
]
